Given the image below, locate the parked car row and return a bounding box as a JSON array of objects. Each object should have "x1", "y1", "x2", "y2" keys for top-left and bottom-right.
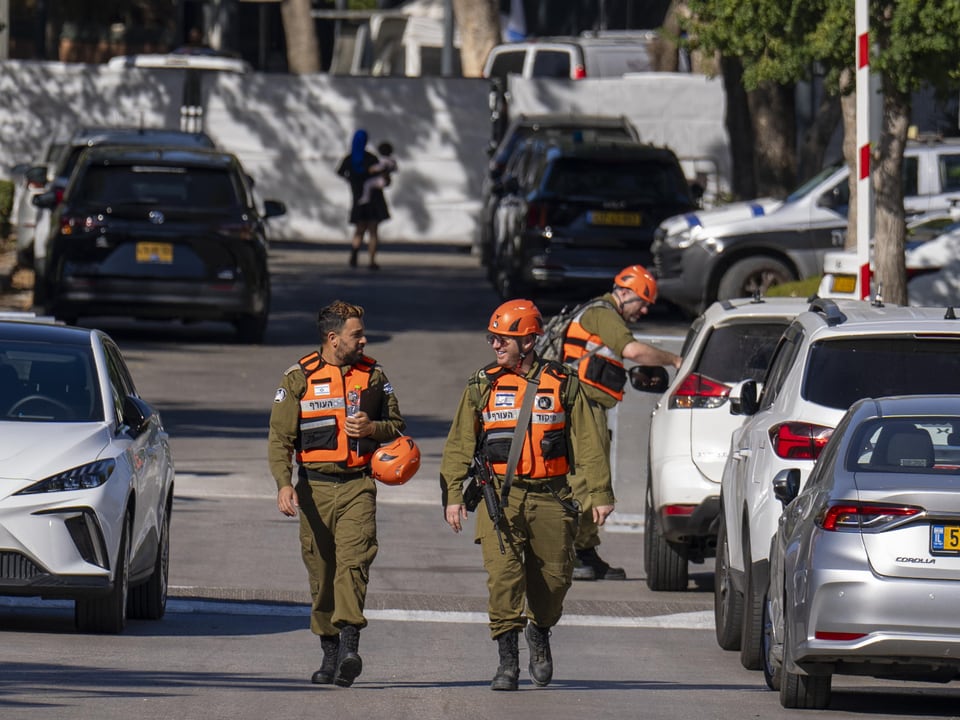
[{"x1": 12, "y1": 125, "x2": 286, "y2": 343}]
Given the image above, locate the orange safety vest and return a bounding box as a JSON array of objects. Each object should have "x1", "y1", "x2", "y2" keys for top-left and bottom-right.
[
  {"x1": 562, "y1": 302, "x2": 626, "y2": 402},
  {"x1": 479, "y1": 363, "x2": 570, "y2": 479},
  {"x1": 296, "y1": 351, "x2": 378, "y2": 467}
]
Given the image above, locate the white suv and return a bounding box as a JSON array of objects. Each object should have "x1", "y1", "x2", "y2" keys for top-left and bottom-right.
[
  {"x1": 715, "y1": 298, "x2": 960, "y2": 670},
  {"x1": 645, "y1": 296, "x2": 807, "y2": 591}
]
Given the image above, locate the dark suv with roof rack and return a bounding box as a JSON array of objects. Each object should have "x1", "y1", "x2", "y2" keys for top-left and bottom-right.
[{"x1": 488, "y1": 137, "x2": 697, "y2": 301}]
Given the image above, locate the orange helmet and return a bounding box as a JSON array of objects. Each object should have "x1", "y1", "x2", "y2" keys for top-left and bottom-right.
[
  {"x1": 614, "y1": 265, "x2": 658, "y2": 303},
  {"x1": 370, "y1": 436, "x2": 421, "y2": 486},
  {"x1": 487, "y1": 299, "x2": 544, "y2": 337}
]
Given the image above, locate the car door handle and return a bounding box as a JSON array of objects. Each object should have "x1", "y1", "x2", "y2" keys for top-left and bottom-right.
[{"x1": 733, "y1": 448, "x2": 752, "y2": 459}]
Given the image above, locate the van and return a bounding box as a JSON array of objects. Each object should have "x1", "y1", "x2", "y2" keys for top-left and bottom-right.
[{"x1": 482, "y1": 31, "x2": 660, "y2": 80}]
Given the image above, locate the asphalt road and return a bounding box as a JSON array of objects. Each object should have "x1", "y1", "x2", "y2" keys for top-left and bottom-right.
[{"x1": 1, "y1": 243, "x2": 957, "y2": 719}]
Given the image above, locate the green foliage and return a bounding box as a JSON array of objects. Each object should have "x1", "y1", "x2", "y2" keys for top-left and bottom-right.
[{"x1": 0, "y1": 179, "x2": 13, "y2": 240}]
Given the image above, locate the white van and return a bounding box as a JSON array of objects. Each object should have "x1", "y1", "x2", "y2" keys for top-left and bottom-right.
[{"x1": 482, "y1": 31, "x2": 660, "y2": 80}]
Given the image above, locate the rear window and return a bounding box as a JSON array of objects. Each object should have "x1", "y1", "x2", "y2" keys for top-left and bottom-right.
[
  {"x1": 695, "y1": 321, "x2": 790, "y2": 384},
  {"x1": 74, "y1": 165, "x2": 242, "y2": 208},
  {"x1": 487, "y1": 49, "x2": 525, "y2": 79},
  {"x1": 544, "y1": 157, "x2": 691, "y2": 204},
  {"x1": 846, "y1": 417, "x2": 960, "y2": 474},
  {"x1": 531, "y1": 50, "x2": 572, "y2": 78},
  {"x1": 803, "y1": 337, "x2": 960, "y2": 410}
]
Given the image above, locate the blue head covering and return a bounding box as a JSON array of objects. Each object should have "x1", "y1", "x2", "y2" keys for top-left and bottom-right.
[{"x1": 351, "y1": 129, "x2": 368, "y2": 174}]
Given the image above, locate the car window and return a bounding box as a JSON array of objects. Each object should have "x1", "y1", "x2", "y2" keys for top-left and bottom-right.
[
  {"x1": 848, "y1": 416, "x2": 960, "y2": 474},
  {"x1": 803, "y1": 337, "x2": 960, "y2": 410},
  {"x1": 903, "y1": 155, "x2": 920, "y2": 197},
  {"x1": 938, "y1": 154, "x2": 960, "y2": 193},
  {"x1": 784, "y1": 163, "x2": 842, "y2": 204},
  {"x1": 805, "y1": 409, "x2": 851, "y2": 488},
  {"x1": 0, "y1": 342, "x2": 101, "y2": 422},
  {"x1": 758, "y1": 326, "x2": 803, "y2": 411},
  {"x1": 694, "y1": 321, "x2": 790, "y2": 384},
  {"x1": 532, "y1": 50, "x2": 572, "y2": 78},
  {"x1": 103, "y1": 342, "x2": 136, "y2": 427},
  {"x1": 74, "y1": 165, "x2": 242, "y2": 208},
  {"x1": 543, "y1": 157, "x2": 690, "y2": 203},
  {"x1": 679, "y1": 316, "x2": 705, "y2": 358},
  {"x1": 488, "y1": 49, "x2": 526, "y2": 79}
]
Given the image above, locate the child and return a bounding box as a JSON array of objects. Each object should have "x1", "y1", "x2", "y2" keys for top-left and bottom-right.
[{"x1": 359, "y1": 141, "x2": 397, "y2": 206}]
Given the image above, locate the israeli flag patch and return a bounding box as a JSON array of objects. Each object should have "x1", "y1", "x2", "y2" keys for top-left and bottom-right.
[{"x1": 494, "y1": 392, "x2": 515, "y2": 408}]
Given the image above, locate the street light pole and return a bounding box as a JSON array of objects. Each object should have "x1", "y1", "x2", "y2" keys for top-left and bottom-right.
[{"x1": 855, "y1": 0, "x2": 873, "y2": 300}]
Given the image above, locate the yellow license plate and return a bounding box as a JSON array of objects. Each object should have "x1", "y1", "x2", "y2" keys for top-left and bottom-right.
[
  {"x1": 589, "y1": 211, "x2": 642, "y2": 226},
  {"x1": 136, "y1": 242, "x2": 174, "y2": 264},
  {"x1": 831, "y1": 275, "x2": 857, "y2": 293},
  {"x1": 931, "y1": 524, "x2": 960, "y2": 553}
]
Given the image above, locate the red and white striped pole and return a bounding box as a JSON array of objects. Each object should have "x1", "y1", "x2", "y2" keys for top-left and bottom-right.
[{"x1": 856, "y1": 0, "x2": 873, "y2": 300}]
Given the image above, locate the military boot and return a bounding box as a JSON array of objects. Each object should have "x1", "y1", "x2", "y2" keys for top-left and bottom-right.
[
  {"x1": 575, "y1": 547, "x2": 626, "y2": 580},
  {"x1": 334, "y1": 624, "x2": 363, "y2": 687},
  {"x1": 524, "y1": 623, "x2": 553, "y2": 687},
  {"x1": 311, "y1": 634, "x2": 340, "y2": 684},
  {"x1": 490, "y1": 629, "x2": 519, "y2": 691}
]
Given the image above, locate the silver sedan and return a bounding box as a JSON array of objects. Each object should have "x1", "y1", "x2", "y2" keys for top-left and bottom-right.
[{"x1": 763, "y1": 394, "x2": 960, "y2": 709}]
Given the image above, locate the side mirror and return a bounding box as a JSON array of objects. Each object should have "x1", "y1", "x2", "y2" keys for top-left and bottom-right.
[
  {"x1": 122, "y1": 394, "x2": 154, "y2": 437},
  {"x1": 25, "y1": 165, "x2": 49, "y2": 187},
  {"x1": 628, "y1": 365, "x2": 669, "y2": 394},
  {"x1": 729, "y1": 379, "x2": 759, "y2": 416},
  {"x1": 772, "y1": 468, "x2": 801, "y2": 507},
  {"x1": 263, "y1": 199, "x2": 286, "y2": 218},
  {"x1": 32, "y1": 191, "x2": 58, "y2": 209}
]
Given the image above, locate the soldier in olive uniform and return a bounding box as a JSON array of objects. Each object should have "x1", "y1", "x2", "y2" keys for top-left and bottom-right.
[
  {"x1": 268, "y1": 300, "x2": 405, "y2": 687},
  {"x1": 441, "y1": 299, "x2": 614, "y2": 691},
  {"x1": 561, "y1": 265, "x2": 682, "y2": 580}
]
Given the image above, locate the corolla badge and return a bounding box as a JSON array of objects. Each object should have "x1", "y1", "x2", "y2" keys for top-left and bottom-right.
[{"x1": 148, "y1": 210, "x2": 165, "y2": 225}]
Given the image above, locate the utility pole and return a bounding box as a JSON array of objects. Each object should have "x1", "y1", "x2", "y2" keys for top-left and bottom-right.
[{"x1": 855, "y1": 0, "x2": 873, "y2": 299}]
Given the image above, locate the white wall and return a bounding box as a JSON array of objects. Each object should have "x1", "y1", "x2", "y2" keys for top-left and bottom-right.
[{"x1": 0, "y1": 61, "x2": 730, "y2": 244}]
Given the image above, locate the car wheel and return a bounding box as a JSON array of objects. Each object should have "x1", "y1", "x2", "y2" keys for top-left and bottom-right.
[
  {"x1": 75, "y1": 515, "x2": 130, "y2": 634},
  {"x1": 493, "y1": 239, "x2": 529, "y2": 300},
  {"x1": 740, "y1": 536, "x2": 766, "y2": 670},
  {"x1": 645, "y1": 489, "x2": 689, "y2": 591},
  {"x1": 761, "y1": 590, "x2": 782, "y2": 691},
  {"x1": 714, "y1": 513, "x2": 743, "y2": 650},
  {"x1": 716, "y1": 257, "x2": 794, "y2": 302},
  {"x1": 128, "y1": 496, "x2": 170, "y2": 620},
  {"x1": 779, "y1": 612, "x2": 832, "y2": 709}
]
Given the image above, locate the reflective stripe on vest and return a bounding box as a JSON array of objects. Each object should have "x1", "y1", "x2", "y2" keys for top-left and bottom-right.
[
  {"x1": 296, "y1": 351, "x2": 376, "y2": 467},
  {"x1": 562, "y1": 305, "x2": 625, "y2": 401},
  {"x1": 480, "y1": 365, "x2": 570, "y2": 479}
]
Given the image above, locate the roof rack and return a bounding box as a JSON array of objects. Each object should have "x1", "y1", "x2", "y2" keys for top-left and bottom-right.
[{"x1": 808, "y1": 297, "x2": 847, "y2": 326}]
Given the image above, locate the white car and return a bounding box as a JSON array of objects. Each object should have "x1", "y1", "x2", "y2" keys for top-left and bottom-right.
[
  {"x1": 715, "y1": 298, "x2": 960, "y2": 671},
  {"x1": 0, "y1": 317, "x2": 175, "y2": 633},
  {"x1": 644, "y1": 296, "x2": 806, "y2": 591}
]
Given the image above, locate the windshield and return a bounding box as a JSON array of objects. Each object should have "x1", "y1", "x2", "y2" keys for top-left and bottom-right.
[
  {"x1": 784, "y1": 162, "x2": 844, "y2": 204},
  {"x1": 544, "y1": 157, "x2": 691, "y2": 204},
  {"x1": 0, "y1": 342, "x2": 102, "y2": 422},
  {"x1": 74, "y1": 165, "x2": 242, "y2": 208}
]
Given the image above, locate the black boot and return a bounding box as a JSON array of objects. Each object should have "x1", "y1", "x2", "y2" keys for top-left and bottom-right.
[
  {"x1": 349, "y1": 247, "x2": 359, "y2": 268},
  {"x1": 334, "y1": 624, "x2": 363, "y2": 687},
  {"x1": 490, "y1": 629, "x2": 519, "y2": 691},
  {"x1": 311, "y1": 634, "x2": 340, "y2": 684},
  {"x1": 524, "y1": 623, "x2": 553, "y2": 687},
  {"x1": 576, "y1": 547, "x2": 626, "y2": 580}
]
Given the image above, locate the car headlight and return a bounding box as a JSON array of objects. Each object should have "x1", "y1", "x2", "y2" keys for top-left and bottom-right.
[
  {"x1": 15, "y1": 458, "x2": 116, "y2": 495},
  {"x1": 663, "y1": 228, "x2": 695, "y2": 249}
]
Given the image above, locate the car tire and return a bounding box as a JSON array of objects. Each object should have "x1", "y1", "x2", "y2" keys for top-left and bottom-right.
[
  {"x1": 128, "y1": 496, "x2": 170, "y2": 621},
  {"x1": 740, "y1": 537, "x2": 766, "y2": 670},
  {"x1": 75, "y1": 515, "x2": 130, "y2": 634},
  {"x1": 716, "y1": 257, "x2": 794, "y2": 302},
  {"x1": 493, "y1": 239, "x2": 529, "y2": 300},
  {"x1": 645, "y1": 488, "x2": 689, "y2": 591},
  {"x1": 779, "y1": 612, "x2": 832, "y2": 709},
  {"x1": 714, "y1": 513, "x2": 743, "y2": 650},
  {"x1": 762, "y1": 589, "x2": 782, "y2": 691}
]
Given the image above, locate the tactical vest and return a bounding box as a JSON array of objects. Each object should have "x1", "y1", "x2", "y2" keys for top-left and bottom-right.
[
  {"x1": 478, "y1": 362, "x2": 570, "y2": 479},
  {"x1": 562, "y1": 303, "x2": 627, "y2": 401},
  {"x1": 296, "y1": 351, "x2": 378, "y2": 467}
]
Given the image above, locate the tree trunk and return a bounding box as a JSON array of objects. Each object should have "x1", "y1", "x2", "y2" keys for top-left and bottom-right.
[
  {"x1": 797, "y1": 92, "x2": 841, "y2": 183},
  {"x1": 281, "y1": 0, "x2": 320, "y2": 74},
  {"x1": 873, "y1": 88, "x2": 910, "y2": 306},
  {"x1": 452, "y1": 0, "x2": 501, "y2": 78},
  {"x1": 839, "y1": 68, "x2": 858, "y2": 251},
  {"x1": 721, "y1": 56, "x2": 756, "y2": 200},
  {"x1": 747, "y1": 81, "x2": 797, "y2": 197}
]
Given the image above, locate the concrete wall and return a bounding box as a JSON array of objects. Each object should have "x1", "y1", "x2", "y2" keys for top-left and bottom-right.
[{"x1": 0, "y1": 60, "x2": 729, "y2": 244}]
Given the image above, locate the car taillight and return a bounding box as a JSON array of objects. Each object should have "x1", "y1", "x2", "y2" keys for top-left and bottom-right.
[
  {"x1": 573, "y1": 65, "x2": 586, "y2": 79},
  {"x1": 525, "y1": 202, "x2": 548, "y2": 229},
  {"x1": 54, "y1": 188, "x2": 64, "y2": 205},
  {"x1": 769, "y1": 422, "x2": 833, "y2": 460},
  {"x1": 668, "y1": 372, "x2": 730, "y2": 409},
  {"x1": 217, "y1": 223, "x2": 256, "y2": 241},
  {"x1": 59, "y1": 214, "x2": 105, "y2": 235},
  {"x1": 816, "y1": 502, "x2": 922, "y2": 531}
]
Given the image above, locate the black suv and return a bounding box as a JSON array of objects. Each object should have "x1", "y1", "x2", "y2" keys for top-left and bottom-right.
[
  {"x1": 34, "y1": 146, "x2": 286, "y2": 343},
  {"x1": 488, "y1": 138, "x2": 697, "y2": 301}
]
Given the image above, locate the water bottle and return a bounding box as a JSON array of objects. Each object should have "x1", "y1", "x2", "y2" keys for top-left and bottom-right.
[{"x1": 347, "y1": 386, "x2": 360, "y2": 452}]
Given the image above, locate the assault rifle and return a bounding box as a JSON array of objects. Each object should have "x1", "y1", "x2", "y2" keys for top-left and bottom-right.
[{"x1": 462, "y1": 451, "x2": 506, "y2": 555}]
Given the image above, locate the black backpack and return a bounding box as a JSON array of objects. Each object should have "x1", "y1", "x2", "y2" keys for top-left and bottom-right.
[{"x1": 534, "y1": 298, "x2": 613, "y2": 365}]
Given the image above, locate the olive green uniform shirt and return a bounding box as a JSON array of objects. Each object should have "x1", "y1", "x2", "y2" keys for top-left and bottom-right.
[
  {"x1": 575, "y1": 292, "x2": 635, "y2": 409},
  {"x1": 439, "y1": 357, "x2": 614, "y2": 508},
  {"x1": 268, "y1": 358, "x2": 405, "y2": 488}
]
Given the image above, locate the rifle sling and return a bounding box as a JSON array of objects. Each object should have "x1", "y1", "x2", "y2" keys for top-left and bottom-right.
[{"x1": 500, "y1": 365, "x2": 544, "y2": 507}]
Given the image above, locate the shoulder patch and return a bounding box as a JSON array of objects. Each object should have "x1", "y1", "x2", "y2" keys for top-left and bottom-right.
[
  {"x1": 283, "y1": 363, "x2": 300, "y2": 376},
  {"x1": 274, "y1": 388, "x2": 287, "y2": 403}
]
